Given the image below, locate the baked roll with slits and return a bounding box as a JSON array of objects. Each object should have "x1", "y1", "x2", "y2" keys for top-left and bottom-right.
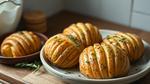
[
  {"x1": 44, "y1": 34, "x2": 84, "y2": 68},
  {"x1": 63, "y1": 22, "x2": 102, "y2": 47},
  {"x1": 1, "y1": 31, "x2": 41, "y2": 57},
  {"x1": 79, "y1": 41, "x2": 130, "y2": 79},
  {"x1": 106, "y1": 32, "x2": 144, "y2": 62}
]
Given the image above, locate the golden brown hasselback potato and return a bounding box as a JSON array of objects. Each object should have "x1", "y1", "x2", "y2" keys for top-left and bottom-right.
[
  {"x1": 106, "y1": 32, "x2": 144, "y2": 62},
  {"x1": 1, "y1": 31, "x2": 41, "y2": 57},
  {"x1": 44, "y1": 22, "x2": 102, "y2": 68},
  {"x1": 79, "y1": 41, "x2": 130, "y2": 79},
  {"x1": 44, "y1": 34, "x2": 84, "y2": 68},
  {"x1": 63, "y1": 22, "x2": 102, "y2": 47}
]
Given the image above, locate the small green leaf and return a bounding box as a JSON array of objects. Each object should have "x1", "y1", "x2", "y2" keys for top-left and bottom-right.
[
  {"x1": 15, "y1": 60, "x2": 42, "y2": 71},
  {"x1": 85, "y1": 60, "x2": 90, "y2": 64},
  {"x1": 66, "y1": 35, "x2": 81, "y2": 47}
]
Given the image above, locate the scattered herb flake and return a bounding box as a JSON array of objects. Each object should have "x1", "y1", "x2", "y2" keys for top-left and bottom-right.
[
  {"x1": 85, "y1": 60, "x2": 90, "y2": 64},
  {"x1": 101, "y1": 64, "x2": 107, "y2": 70},
  {"x1": 66, "y1": 35, "x2": 81, "y2": 47},
  {"x1": 64, "y1": 71, "x2": 72, "y2": 74},
  {"x1": 91, "y1": 52, "x2": 97, "y2": 59}
]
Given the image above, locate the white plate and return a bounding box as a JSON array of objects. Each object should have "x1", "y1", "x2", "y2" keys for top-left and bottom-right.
[{"x1": 40, "y1": 29, "x2": 150, "y2": 84}]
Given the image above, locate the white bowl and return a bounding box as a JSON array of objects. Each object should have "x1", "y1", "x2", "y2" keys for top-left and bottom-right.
[{"x1": 40, "y1": 29, "x2": 150, "y2": 84}]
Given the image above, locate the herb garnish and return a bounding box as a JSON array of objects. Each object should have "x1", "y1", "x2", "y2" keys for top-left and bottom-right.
[
  {"x1": 101, "y1": 64, "x2": 107, "y2": 70},
  {"x1": 54, "y1": 36, "x2": 58, "y2": 39},
  {"x1": 85, "y1": 60, "x2": 90, "y2": 64},
  {"x1": 118, "y1": 37, "x2": 127, "y2": 42},
  {"x1": 15, "y1": 60, "x2": 42, "y2": 71},
  {"x1": 64, "y1": 71, "x2": 72, "y2": 74},
  {"x1": 91, "y1": 52, "x2": 96, "y2": 59},
  {"x1": 107, "y1": 35, "x2": 127, "y2": 43},
  {"x1": 66, "y1": 35, "x2": 80, "y2": 47}
]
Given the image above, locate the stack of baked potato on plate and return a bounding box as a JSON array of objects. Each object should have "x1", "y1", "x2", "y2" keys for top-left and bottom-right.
[{"x1": 43, "y1": 22, "x2": 144, "y2": 79}]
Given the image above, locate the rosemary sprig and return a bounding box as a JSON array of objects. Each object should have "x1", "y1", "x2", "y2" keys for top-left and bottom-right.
[{"x1": 15, "y1": 60, "x2": 42, "y2": 71}]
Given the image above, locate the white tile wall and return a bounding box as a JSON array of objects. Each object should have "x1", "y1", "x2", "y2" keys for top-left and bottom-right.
[
  {"x1": 64, "y1": 0, "x2": 132, "y2": 26},
  {"x1": 133, "y1": 0, "x2": 150, "y2": 15},
  {"x1": 24, "y1": 0, "x2": 64, "y2": 16},
  {"x1": 131, "y1": 12, "x2": 150, "y2": 31},
  {"x1": 22, "y1": 0, "x2": 150, "y2": 31},
  {"x1": 130, "y1": 0, "x2": 150, "y2": 31}
]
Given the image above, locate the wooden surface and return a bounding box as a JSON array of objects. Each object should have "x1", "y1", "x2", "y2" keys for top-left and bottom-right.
[
  {"x1": 22, "y1": 67, "x2": 67, "y2": 84},
  {"x1": 0, "y1": 10, "x2": 150, "y2": 84}
]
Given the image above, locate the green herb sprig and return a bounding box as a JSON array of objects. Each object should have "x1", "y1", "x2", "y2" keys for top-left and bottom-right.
[{"x1": 15, "y1": 60, "x2": 42, "y2": 71}]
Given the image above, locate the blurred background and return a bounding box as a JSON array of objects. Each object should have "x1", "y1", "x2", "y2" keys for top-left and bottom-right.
[{"x1": 24, "y1": 0, "x2": 150, "y2": 31}]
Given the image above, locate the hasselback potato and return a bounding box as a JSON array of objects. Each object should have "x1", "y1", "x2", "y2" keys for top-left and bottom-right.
[
  {"x1": 63, "y1": 22, "x2": 102, "y2": 47},
  {"x1": 1, "y1": 31, "x2": 41, "y2": 57},
  {"x1": 106, "y1": 32, "x2": 144, "y2": 62},
  {"x1": 44, "y1": 34, "x2": 84, "y2": 68},
  {"x1": 79, "y1": 40, "x2": 130, "y2": 79},
  {"x1": 44, "y1": 22, "x2": 102, "y2": 68}
]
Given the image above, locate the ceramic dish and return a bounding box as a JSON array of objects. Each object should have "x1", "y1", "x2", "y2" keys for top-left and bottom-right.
[
  {"x1": 40, "y1": 29, "x2": 150, "y2": 84},
  {"x1": 0, "y1": 32, "x2": 48, "y2": 65}
]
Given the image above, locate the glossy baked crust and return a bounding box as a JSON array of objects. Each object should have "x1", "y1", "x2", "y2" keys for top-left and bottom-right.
[
  {"x1": 1, "y1": 31, "x2": 41, "y2": 57},
  {"x1": 106, "y1": 32, "x2": 144, "y2": 62},
  {"x1": 44, "y1": 22, "x2": 102, "y2": 68},
  {"x1": 44, "y1": 34, "x2": 84, "y2": 68},
  {"x1": 79, "y1": 41, "x2": 130, "y2": 79},
  {"x1": 63, "y1": 22, "x2": 102, "y2": 47}
]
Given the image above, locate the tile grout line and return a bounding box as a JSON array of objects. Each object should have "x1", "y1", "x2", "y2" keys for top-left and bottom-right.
[
  {"x1": 129, "y1": 0, "x2": 134, "y2": 27},
  {"x1": 133, "y1": 10, "x2": 150, "y2": 16}
]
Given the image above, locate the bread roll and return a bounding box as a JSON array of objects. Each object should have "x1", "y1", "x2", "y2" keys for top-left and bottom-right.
[
  {"x1": 79, "y1": 41, "x2": 130, "y2": 79},
  {"x1": 1, "y1": 31, "x2": 41, "y2": 57}
]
